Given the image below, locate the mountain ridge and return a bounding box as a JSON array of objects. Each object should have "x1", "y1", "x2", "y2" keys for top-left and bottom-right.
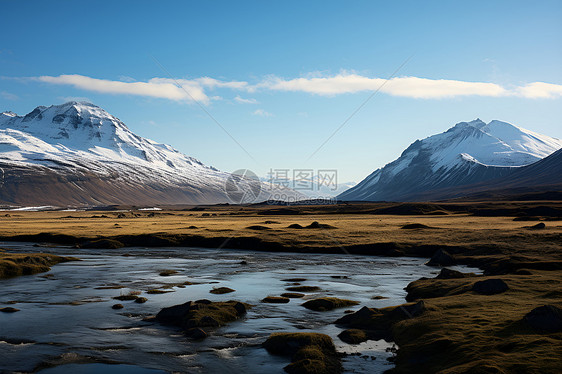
[
  {"x1": 338, "y1": 119, "x2": 562, "y2": 202},
  {"x1": 0, "y1": 102, "x2": 298, "y2": 206}
]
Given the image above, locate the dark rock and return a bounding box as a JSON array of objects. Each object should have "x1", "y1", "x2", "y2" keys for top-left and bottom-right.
[
  {"x1": 281, "y1": 292, "x2": 305, "y2": 298},
  {"x1": 338, "y1": 329, "x2": 368, "y2": 344},
  {"x1": 302, "y1": 297, "x2": 359, "y2": 311},
  {"x1": 391, "y1": 300, "x2": 426, "y2": 318},
  {"x1": 436, "y1": 268, "x2": 466, "y2": 279},
  {"x1": 426, "y1": 249, "x2": 456, "y2": 267},
  {"x1": 195, "y1": 299, "x2": 212, "y2": 304},
  {"x1": 185, "y1": 327, "x2": 207, "y2": 340},
  {"x1": 286, "y1": 286, "x2": 321, "y2": 292},
  {"x1": 155, "y1": 301, "x2": 192, "y2": 325},
  {"x1": 524, "y1": 305, "x2": 562, "y2": 332},
  {"x1": 527, "y1": 222, "x2": 546, "y2": 230},
  {"x1": 209, "y1": 287, "x2": 235, "y2": 294},
  {"x1": 0, "y1": 307, "x2": 20, "y2": 313},
  {"x1": 113, "y1": 295, "x2": 138, "y2": 301},
  {"x1": 336, "y1": 306, "x2": 378, "y2": 325},
  {"x1": 199, "y1": 315, "x2": 220, "y2": 327},
  {"x1": 232, "y1": 301, "x2": 247, "y2": 316},
  {"x1": 288, "y1": 224, "x2": 304, "y2": 229},
  {"x1": 111, "y1": 304, "x2": 124, "y2": 310},
  {"x1": 135, "y1": 297, "x2": 148, "y2": 304},
  {"x1": 401, "y1": 223, "x2": 431, "y2": 229},
  {"x1": 262, "y1": 296, "x2": 290, "y2": 303},
  {"x1": 472, "y1": 279, "x2": 509, "y2": 295},
  {"x1": 80, "y1": 239, "x2": 124, "y2": 249}
]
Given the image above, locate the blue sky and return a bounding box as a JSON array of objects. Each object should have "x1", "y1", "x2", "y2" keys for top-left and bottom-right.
[{"x1": 1, "y1": 0, "x2": 561, "y2": 183}]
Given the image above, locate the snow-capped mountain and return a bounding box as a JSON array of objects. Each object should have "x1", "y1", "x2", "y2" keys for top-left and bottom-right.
[
  {"x1": 338, "y1": 119, "x2": 562, "y2": 202},
  {"x1": 0, "y1": 102, "x2": 300, "y2": 206}
]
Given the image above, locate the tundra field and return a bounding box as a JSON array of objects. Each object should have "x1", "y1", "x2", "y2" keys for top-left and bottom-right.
[{"x1": 1, "y1": 201, "x2": 561, "y2": 373}]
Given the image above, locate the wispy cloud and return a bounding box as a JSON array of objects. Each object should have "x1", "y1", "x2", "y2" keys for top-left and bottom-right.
[
  {"x1": 21, "y1": 73, "x2": 562, "y2": 103},
  {"x1": 259, "y1": 73, "x2": 509, "y2": 98},
  {"x1": 253, "y1": 109, "x2": 272, "y2": 117},
  {"x1": 36, "y1": 74, "x2": 211, "y2": 104},
  {"x1": 515, "y1": 82, "x2": 562, "y2": 99},
  {"x1": 234, "y1": 95, "x2": 258, "y2": 104},
  {"x1": 1, "y1": 91, "x2": 19, "y2": 100}
]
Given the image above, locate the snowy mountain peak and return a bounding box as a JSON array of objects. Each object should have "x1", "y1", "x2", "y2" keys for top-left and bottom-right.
[
  {"x1": 0, "y1": 101, "x2": 211, "y2": 172},
  {"x1": 338, "y1": 119, "x2": 562, "y2": 202}
]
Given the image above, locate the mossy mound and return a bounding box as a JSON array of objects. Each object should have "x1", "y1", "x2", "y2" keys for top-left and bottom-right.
[
  {"x1": 0, "y1": 307, "x2": 20, "y2": 313},
  {"x1": 281, "y1": 292, "x2": 305, "y2": 298},
  {"x1": 338, "y1": 329, "x2": 368, "y2": 344},
  {"x1": 262, "y1": 296, "x2": 290, "y2": 303},
  {"x1": 113, "y1": 295, "x2": 138, "y2": 301},
  {"x1": 159, "y1": 269, "x2": 179, "y2": 276},
  {"x1": 286, "y1": 286, "x2": 321, "y2": 292},
  {"x1": 302, "y1": 297, "x2": 359, "y2": 311},
  {"x1": 155, "y1": 299, "x2": 250, "y2": 338},
  {"x1": 0, "y1": 251, "x2": 77, "y2": 279},
  {"x1": 209, "y1": 287, "x2": 235, "y2": 294},
  {"x1": 335, "y1": 301, "x2": 426, "y2": 341},
  {"x1": 146, "y1": 289, "x2": 173, "y2": 294},
  {"x1": 263, "y1": 332, "x2": 342, "y2": 374}
]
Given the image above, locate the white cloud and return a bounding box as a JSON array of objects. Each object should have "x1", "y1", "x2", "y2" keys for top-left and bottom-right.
[
  {"x1": 259, "y1": 73, "x2": 508, "y2": 98},
  {"x1": 234, "y1": 95, "x2": 258, "y2": 104},
  {"x1": 253, "y1": 109, "x2": 272, "y2": 117},
  {"x1": 1, "y1": 91, "x2": 19, "y2": 100},
  {"x1": 514, "y1": 82, "x2": 562, "y2": 99},
  {"x1": 26, "y1": 73, "x2": 562, "y2": 104},
  {"x1": 36, "y1": 74, "x2": 211, "y2": 104}
]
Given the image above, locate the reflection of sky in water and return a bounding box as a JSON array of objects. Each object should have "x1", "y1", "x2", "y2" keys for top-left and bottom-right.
[{"x1": 0, "y1": 243, "x2": 480, "y2": 373}]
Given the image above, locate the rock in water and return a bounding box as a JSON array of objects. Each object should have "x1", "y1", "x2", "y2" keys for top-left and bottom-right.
[
  {"x1": 436, "y1": 268, "x2": 466, "y2": 279},
  {"x1": 155, "y1": 300, "x2": 250, "y2": 339},
  {"x1": 426, "y1": 249, "x2": 456, "y2": 267}
]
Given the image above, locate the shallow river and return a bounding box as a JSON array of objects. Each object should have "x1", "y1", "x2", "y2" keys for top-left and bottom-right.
[{"x1": 0, "y1": 243, "x2": 480, "y2": 373}]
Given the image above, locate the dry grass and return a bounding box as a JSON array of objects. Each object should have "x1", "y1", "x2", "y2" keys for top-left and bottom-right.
[
  {"x1": 0, "y1": 251, "x2": 77, "y2": 279},
  {"x1": 390, "y1": 271, "x2": 562, "y2": 373},
  {"x1": 1, "y1": 203, "x2": 561, "y2": 372}
]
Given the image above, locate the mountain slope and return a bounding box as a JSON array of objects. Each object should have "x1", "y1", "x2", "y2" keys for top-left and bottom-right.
[
  {"x1": 0, "y1": 102, "x2": 296, "y2": 206},
  {"x1": 338, "y1": 119, "x2": 562, "y2": 202},
  {"x1": 415, "y1": 148, "x2": 562, "y2": 201}
]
